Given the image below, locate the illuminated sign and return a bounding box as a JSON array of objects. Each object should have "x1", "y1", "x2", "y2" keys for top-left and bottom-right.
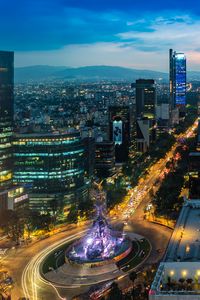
[
  {"x1": 14, "y1": 194, "x2": 28, "y2": 204},
  {"x1": 113, "y1": 120, "x2": 122, "y2": 145}
]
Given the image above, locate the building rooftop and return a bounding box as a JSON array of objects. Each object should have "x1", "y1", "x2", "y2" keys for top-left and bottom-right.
[
  {"x1": 150, "y1": 262, "x2": 200, "y2": 296},
  {"x1": 166, "y1": 201, "x2": 200, "y2": 262},
  {"x1": 150, "y1": 200, "x2": 200, "y2": 298},
  {"x1": 14, "y1": 129, "x2": 79, "y2": 138}
]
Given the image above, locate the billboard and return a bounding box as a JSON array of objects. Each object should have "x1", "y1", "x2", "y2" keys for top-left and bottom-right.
[{"x1": 113, "y1": 120, "x2": 122, "y2": 145}]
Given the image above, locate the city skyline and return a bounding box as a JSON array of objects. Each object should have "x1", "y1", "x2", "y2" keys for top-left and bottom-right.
[
  {"x1": 0, "y1": 2, "x2": 200, "y2": 299},
  {"x1": 0, "y1": 46, "x2": 199, "y2": 299},
  {"x1": 1, "y1": 0, "x2": 200, "y2": 71}
]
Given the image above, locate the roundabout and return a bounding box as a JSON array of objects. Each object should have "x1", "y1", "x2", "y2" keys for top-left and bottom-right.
[
  {"x1": 41, "y1": 231, "x2": 150, "y2": 287},
  {"x1": 21, "y1": 228, "x2": 151, "y2": 300},
  {"x1": 21, "y1": 186, "x2": 151, "y2": 300},
  {"x1": 41, "y1": 186, "x2": 151, "y2": 288}
]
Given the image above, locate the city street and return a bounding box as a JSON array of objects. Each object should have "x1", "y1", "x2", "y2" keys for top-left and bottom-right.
[
  {"x1": 0, "y1": 2, "x2": 200, "y2": 299},
  {"x1": 1, "y1": 227, "x2": 88, "y2": 299},
  {"x1": 113, "y1": 119, "x2": 198, "y2": 222},
  {"x1": 0, "y1": 120, "x2": 198, "y2": 300}
]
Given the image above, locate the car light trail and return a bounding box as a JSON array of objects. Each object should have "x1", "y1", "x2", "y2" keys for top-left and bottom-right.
[
  {"x1": 21, "y1": 119, "x2": 198, "y2": 300},
  {"x1": 21, "y1": 230, "x2": 88, "y2": 300},
  {"x1": 111, "y1": 119, "x2": 198, "y2": 220}
]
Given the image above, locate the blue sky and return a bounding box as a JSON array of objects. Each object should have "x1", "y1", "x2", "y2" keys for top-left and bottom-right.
[{"x1": 1, "y1": 0, "x2": 200, "y2": 71}]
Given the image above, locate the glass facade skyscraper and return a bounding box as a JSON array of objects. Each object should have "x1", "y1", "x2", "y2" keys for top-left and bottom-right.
[
  {"x1": 169, "y1": 49, "x2": 187, "y2": 108},
  {"x1": 0, "y1": 51, "x2": 14, "y2": 190},
  {"x1": 13, "y1": 131, "x2": 87, "y2": 211}
]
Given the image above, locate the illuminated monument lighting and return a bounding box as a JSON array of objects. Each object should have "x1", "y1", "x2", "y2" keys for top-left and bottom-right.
[
  {"x1": 66, "y1": 185, "x2": 132, "y2": 265},
  {"x1": 43, "y1": 183, "x2": 150, "y2": 287}
]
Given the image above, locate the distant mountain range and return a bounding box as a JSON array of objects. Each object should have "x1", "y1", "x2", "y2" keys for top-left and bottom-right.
[{"x1": 14, "y1": 65, "x2": 200, "y2": 83}]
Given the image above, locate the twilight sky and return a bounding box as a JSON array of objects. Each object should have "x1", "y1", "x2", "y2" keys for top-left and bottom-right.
[{"x1": 1, "y1": 0, "x2": 200, "y2": 71}]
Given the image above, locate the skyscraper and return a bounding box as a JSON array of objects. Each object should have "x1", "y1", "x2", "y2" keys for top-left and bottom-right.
[
  {"x1": 95, "y1": 138, "x2": 115, "y2": 178},
  {"x1": 132, "y1": 79, "x2": 156, "y2": 119},
  {"x1": 109, "y1": 106, "x2": 132, "y2": 162},
  {"x1": 132, "y1": 79, "x2": 157, "y2": 152},
  {"x1": 13, "y1": 131, "x2": 88, "y2": 212},
  {"x1": 0, "y1": 51, "x2": 14, "y2": 190},
  {"x1": 169, "y1": 49, "x2": 187, "y2": 110}
]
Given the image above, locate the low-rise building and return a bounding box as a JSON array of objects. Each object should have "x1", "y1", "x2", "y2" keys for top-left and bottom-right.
[
  {"x1": 0, "y1": 186, "x2": 28, "y2": 213},
  {"x1": 150, "y1": 200, "x2": 200, "y2": 300}
]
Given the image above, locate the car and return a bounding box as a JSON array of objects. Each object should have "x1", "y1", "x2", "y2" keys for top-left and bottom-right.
[
  {"x1": 4, "y1": 276, "x2": 13, "y2": 284},
  {"x1": 156, "y1": 249, "x2": 163, "y2": 253}
]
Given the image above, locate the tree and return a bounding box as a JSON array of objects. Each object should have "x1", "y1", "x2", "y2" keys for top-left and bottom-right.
[
  {"x1": 107, "y1": 188, "x2": 126, "y2": 209},
  {"x1": 131, "y1": 285, "x2": 141, "y2": 300},
  {"x1": 67, "y1": 204, "x2": 78, "y2": 224},
  {"x1": 129, "y1": 271, "x2": 137, "y2": 285},
  {"x1": 25, "y1": 210, "x2": 52, "y2": 232},
  {"x1": 49, "y1": 198, "x2": 60, "y2": 227},
  {"x1": 129, "y1": 271, "x2": 138, "y2": 294},
  {"x1": 78, "y1": 198, "x2": 94, "y2": 218},
  {"x1": 40, "y1": 213, "x2": 52, "y2": 231},
  {"x1": 27, "y1": 210, "x2": 43, "y2": 231},
  {"x1": 186, "y1": 278, "x2": 193, "y2": 285},
  {"x1": 0, "y1": 210, "x2": 24, "y2": 243},
  {"x1": 108, "y1": 282, "x2": 122, "y2": 300},
  {"x1": 179, "y1": 277, "x2": 185, "y2": 289},
  {"x1": 16, "y1": 207, "x2": 33, "y2": 238}
]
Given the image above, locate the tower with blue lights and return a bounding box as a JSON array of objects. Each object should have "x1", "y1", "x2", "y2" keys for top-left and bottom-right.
[{"x1": 169, "y1": 49, "x2": 187, "y2": 109}]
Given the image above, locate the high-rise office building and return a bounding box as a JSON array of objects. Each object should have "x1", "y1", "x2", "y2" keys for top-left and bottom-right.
[
  {"x1": 0, "y1": 51, "x2": 14, "y2": 190},
  {"x1": 132, "y1": 79, "x2": 156, "y2": 119},
  {"x1": 82, "y1": 137, "x2": 95, "y2": 178},
  {"x1": 132, "y1": 79, "x2": 157, "y2": 152},
  {"x1": 169, "y1": 49, "x2": 187, "y2": 111},
  {"x1": 13, "y1": 131, "x2": 88, "y2": 212},
  {"x1": 95, "y1": 137, "x2": 115, "y2": 178},
  {"x1": 109, "y1": 106, "x2": 132, "y2": 162}
]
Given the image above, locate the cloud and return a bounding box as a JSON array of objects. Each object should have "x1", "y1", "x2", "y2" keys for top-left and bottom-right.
[
  {"x1": 0, "y1": 2, "x2": 128, "y2": 51},
  {"x1": 15, "y1": 42, "x2": 169, "y2": 71},
  {"x1": 15, "y1": 38, "x2": 200, "y2": 72},
  {"x1": 117, "y1": 13, "x2": 200, "y2": 55},
  {"x1": 4, "y1": 1, "x2": 199, "y2": 71}
]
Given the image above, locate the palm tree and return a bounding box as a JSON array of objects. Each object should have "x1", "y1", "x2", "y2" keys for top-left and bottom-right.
[
  {"x1": 179, "y1": 278, "x2": 185, "y2": 289},
  {"x1": 186, "y1": 278, "x2": 193, "y2": 290}
]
